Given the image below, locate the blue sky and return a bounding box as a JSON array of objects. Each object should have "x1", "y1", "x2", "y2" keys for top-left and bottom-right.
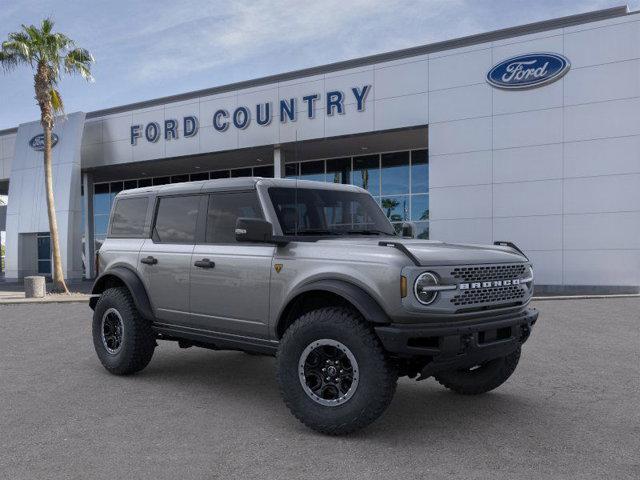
[{"x1": 0, "y1": 0, "x2": 637, "y2": 130}]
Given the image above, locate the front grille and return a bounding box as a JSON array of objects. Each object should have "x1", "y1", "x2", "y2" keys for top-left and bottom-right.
[
  {"x1": 451, "y1": 285, "x2": 525, "y2": 307},
  {"x1": 451, "y1": 264, "x2": 526, "y2": 283}
]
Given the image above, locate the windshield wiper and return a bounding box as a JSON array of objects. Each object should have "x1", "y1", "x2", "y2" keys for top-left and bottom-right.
[
  {"x1": 291, "y1": 229, "x2": 342, "y2": 236},
  {"x1": 344, "y1": 229, "x2": 394, "y2": 236}
]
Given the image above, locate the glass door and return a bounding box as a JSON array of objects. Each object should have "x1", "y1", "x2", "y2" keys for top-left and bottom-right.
[{"x1": 36, "y1": 232, "x2": 51, "y2": 275}]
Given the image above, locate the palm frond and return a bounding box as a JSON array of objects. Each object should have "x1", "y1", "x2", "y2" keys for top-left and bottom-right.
[
  {"x1": 3, "y1": 32, "x2": 33, "y2": 60},
  {"x1": 23, "y1": 24, "x2": 43, "y2": 46},
  {"x1": 50, "y1": 87, "x2": 64, "y2": 113},
  {"x1": 7, "y1": 31, "x2": 31, "y2": 47},
  {"x1": 64, "y1": 47, "x2": 94, "y2": 81},
  {"x1": 0, "y1": 50, "x2": 19, "y2": 71},
  {"x1": 41, "y1": 17, "x2": 54, "y2": 35}
]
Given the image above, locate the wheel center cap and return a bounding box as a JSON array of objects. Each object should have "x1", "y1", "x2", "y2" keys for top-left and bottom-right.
[{"x1": 327, "y1": 366, "x2": 337, "y2": 376}]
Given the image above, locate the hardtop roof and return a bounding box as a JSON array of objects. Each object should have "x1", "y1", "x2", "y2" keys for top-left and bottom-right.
[{"x1": 116, "y1": 176, "x2": 366, "y2": 198}]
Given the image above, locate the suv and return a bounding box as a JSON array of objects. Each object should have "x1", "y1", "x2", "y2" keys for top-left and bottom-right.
[{"x1": 90, "y1": 177, "x2": 537, "y2": 435}]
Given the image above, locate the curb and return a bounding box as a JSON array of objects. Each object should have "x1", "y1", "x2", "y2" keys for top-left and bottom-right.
[
  {"x1": 0, "y1": 296, "x2": 92, "y2": 305},
  {"x1": 532, "y1": 294, "x2": 640, "y2": 301}
]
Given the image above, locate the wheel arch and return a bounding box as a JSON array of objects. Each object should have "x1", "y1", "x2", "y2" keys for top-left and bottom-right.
[
  {"x1": 90, "y1": 266, "x2": 154, "y2": 321},
  {"x1": 275, "y1": 279, "x2": 389, "y2": 339}
]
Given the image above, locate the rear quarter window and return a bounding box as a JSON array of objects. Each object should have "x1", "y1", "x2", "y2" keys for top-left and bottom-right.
[{"x1": 110, "y1": 197, "x2": 149, "y2": 237}]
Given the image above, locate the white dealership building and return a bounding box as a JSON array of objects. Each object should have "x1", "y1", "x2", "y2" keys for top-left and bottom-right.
[{"x1": 0, "y1": 5, "x2": 639, "y2": 294}]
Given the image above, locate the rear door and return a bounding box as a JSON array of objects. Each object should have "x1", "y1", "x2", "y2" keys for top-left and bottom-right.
[
  {"x1": 139, "y1": 194, "x2": 204, "y2": 325},
  {"x1": 189, "y1": 190, "x2": 274, "y2": 338}
]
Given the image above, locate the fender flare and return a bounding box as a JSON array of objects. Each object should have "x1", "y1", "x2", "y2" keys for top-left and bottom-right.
[
  {"x1": 279, "y1": 279, "x2": 390, "y2": 326},
  {"x1": 89, "y1": 266, "x2": 154, "y2": 321}
]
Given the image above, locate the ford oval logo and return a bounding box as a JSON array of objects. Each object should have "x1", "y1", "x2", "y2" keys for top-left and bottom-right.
[
  {"x1": 487, "y1": 53, "x2": 570, "y2": 90},
  {"x1": 29, "y1": 133, "x2": 59, "y2": 151}
]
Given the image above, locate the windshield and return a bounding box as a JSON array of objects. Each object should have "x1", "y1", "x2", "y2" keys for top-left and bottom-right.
[{"x1": 268, "y1": 187, "x2": 396, "y2": 236}]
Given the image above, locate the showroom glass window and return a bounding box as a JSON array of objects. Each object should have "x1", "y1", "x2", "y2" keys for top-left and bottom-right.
[
  {"x1": 86, "y1": 148, "x2": 429, "y2": 271},
  {"x1": 283, "y1": 149, "x2": 428, "y2": 238}
]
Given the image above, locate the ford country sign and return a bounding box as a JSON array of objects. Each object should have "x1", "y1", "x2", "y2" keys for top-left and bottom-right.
[
  {"x1": 129, "y1": 85, "x2": 371, "y2": 145},
  {"x1": 487, "y1": 53, "x2": 570, "y2": 90},
  {"x1": 29, "y1": 133, "x2": 59, "y2": 151}
]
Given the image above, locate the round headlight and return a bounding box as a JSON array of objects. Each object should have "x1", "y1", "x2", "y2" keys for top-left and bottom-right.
[
  {"x1": 525, "y1": 265, "x2": 534, "y2": 288},
  {"x1": 414, "y1": 272, "x2": 439, "y2": 305}
]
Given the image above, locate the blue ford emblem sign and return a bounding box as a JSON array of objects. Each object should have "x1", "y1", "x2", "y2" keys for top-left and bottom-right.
[
  {"x1": 29, "y1": 133, "x2": 59, "y2": 151},
  {"x1": 487, "y1": 53, "x2": 570, "y2": 90}
]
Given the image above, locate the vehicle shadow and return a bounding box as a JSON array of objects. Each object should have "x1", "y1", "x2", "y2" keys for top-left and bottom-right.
[{"x1": 107, "y1": 345, "x2": 548, "y2": 439}]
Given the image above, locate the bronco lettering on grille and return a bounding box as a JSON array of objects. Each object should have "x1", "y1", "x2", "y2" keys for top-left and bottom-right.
[{"x1": 459, "y1": 279, "x2": 521, "y2": 290}]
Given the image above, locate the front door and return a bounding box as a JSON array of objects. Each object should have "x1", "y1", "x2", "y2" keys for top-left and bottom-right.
[
  {"x1": 36, "y1": 232, "x2": 52, "y2": 276},
  {"x1": 189, "y1": 191, "x2": 274, "y2": 338},
  {"x1": 139, "y1": 194, "x2": 203, "y2": 325}
]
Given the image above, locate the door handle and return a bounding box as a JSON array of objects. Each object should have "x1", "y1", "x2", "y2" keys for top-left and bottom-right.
[
  {"x1": 194, "y1": 258, "x2": 215, "y2": 269},
  {"x1": 140, "y1": 256, "x2": 158, "y2": 265}
]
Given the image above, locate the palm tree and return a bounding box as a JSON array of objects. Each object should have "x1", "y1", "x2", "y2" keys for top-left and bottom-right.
[
  {"x1": 0, "y1": 18, "x2": 93, "y2": 293},
  {"x1": 381, "y1": 198, "x2": 399, "y2": 218}
]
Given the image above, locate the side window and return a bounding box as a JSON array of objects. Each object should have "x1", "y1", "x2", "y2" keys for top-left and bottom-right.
[
  {"x1": 110, "y1": 197, "x2": 149, "y2": 237},
  {"x1": 153, "y1": 195, "x2": 200, "y2": 244},
  {"x1": 205, "y1": 192, "x2": 263, "y2": 243}
]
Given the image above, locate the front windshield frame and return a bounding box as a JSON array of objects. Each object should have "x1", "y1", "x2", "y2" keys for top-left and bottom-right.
[{"x1": 267, "y1": 186, "x2": 396, "y2": 237}]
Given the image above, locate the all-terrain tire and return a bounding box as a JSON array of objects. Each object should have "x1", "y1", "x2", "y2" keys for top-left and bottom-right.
[
  {"x1": 434, "y1": 347, "x2": 521, "y2": 395},
  {"x1": 276, "y1": 307, "x2": 397, "y2": 435},
  {"x1": 92, "y1": 287, "x2": 156, "y2": 375}
]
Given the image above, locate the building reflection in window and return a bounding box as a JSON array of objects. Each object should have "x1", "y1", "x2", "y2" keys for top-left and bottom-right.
[{"x1": 352, "y1": 155, "x2": 380, "y2": 196}]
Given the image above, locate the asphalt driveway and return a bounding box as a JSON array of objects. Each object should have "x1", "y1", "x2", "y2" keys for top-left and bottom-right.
[{"x1": 0, "y1": 298, "x2": 638, "y2": 479}]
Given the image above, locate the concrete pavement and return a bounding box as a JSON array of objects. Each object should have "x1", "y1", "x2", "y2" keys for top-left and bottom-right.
[{"x1": 0, "y1": 298, "x2": 638, "y2": 479}]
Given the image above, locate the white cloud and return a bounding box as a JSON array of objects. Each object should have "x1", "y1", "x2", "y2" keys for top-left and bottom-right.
[
  {"x1": 2, "y1": 0, "x2": 639, "y2": 129},
  {"x1": 112, "y1": 0, "x2": 469, "y2": 82}
]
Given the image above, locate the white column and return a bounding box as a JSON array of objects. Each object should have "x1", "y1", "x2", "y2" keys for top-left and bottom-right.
[
  {"x1": 273, "y1": 146, "x2": 285, "y2": 178},
  {"x1": 82, "y1": 172, "x2": 95, "y2": 279}
]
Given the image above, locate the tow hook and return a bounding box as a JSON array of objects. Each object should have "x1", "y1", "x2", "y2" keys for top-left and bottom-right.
[{"x1": 520, "y1": 325, "x2": 531, "y2": 342}]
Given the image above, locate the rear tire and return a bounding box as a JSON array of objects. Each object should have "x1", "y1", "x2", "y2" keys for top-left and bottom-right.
[
  {"x1": 434, "y1": 347, "x2": 521, "y2": 395},
  {"x1": 277, "y1": 307, "x2": 397, "y2": 435},
  {"x1": 92, "y1": 287, "x2": 155, "y2": 375}
]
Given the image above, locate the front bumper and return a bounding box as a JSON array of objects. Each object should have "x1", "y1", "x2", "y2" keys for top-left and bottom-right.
[{"x1": 375, "y1": 307, "x2": 538, "y2": 376}]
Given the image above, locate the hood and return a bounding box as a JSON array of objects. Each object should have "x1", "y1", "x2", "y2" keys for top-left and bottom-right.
[
  {"x1": 313, "y1": 237, "x2": 528, "y2": 266},
  {"x1": 397, "y1": 239, "x2": 527, "y2": 266}
]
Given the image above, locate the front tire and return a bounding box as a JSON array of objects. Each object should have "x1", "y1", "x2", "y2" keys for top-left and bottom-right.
[
  {"x1": 277, "y1": 307, "x2": 397, "y2": 435},
  {"x1": 434, "y1": 347, "x2": 521, "y2": 395},
  {"x1": 92, "y1": 287, "x2": 156, "y2": 375}
]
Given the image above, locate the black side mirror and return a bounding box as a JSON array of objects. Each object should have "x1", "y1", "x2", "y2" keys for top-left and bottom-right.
[
  {"x1": 235, "y1": 218, "x2": 274, "y2": 243},
  {"x1": 401, "y1": 222, "x2": 415, "y2": 238}
]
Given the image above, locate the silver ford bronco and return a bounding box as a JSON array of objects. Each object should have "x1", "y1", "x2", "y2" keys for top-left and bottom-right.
[{"x1": 90, "y1": 177, "x2": 537, "y2": 435}]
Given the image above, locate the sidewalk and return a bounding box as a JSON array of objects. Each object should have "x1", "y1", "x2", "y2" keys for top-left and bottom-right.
[{"x1": 0, "y1": 280, "x2": 93, "y2": 304}]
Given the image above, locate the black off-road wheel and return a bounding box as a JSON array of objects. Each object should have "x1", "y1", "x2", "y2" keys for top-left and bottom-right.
[
  {"x1": 92, "y1": 287, "x2": 156, "y2": 375},
  {"x1": 276, "y1": 307, "x2": 397, "y2": 435},
  {"x1": 434, "y1": 347, "x2": 521, "y2": 395}
]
